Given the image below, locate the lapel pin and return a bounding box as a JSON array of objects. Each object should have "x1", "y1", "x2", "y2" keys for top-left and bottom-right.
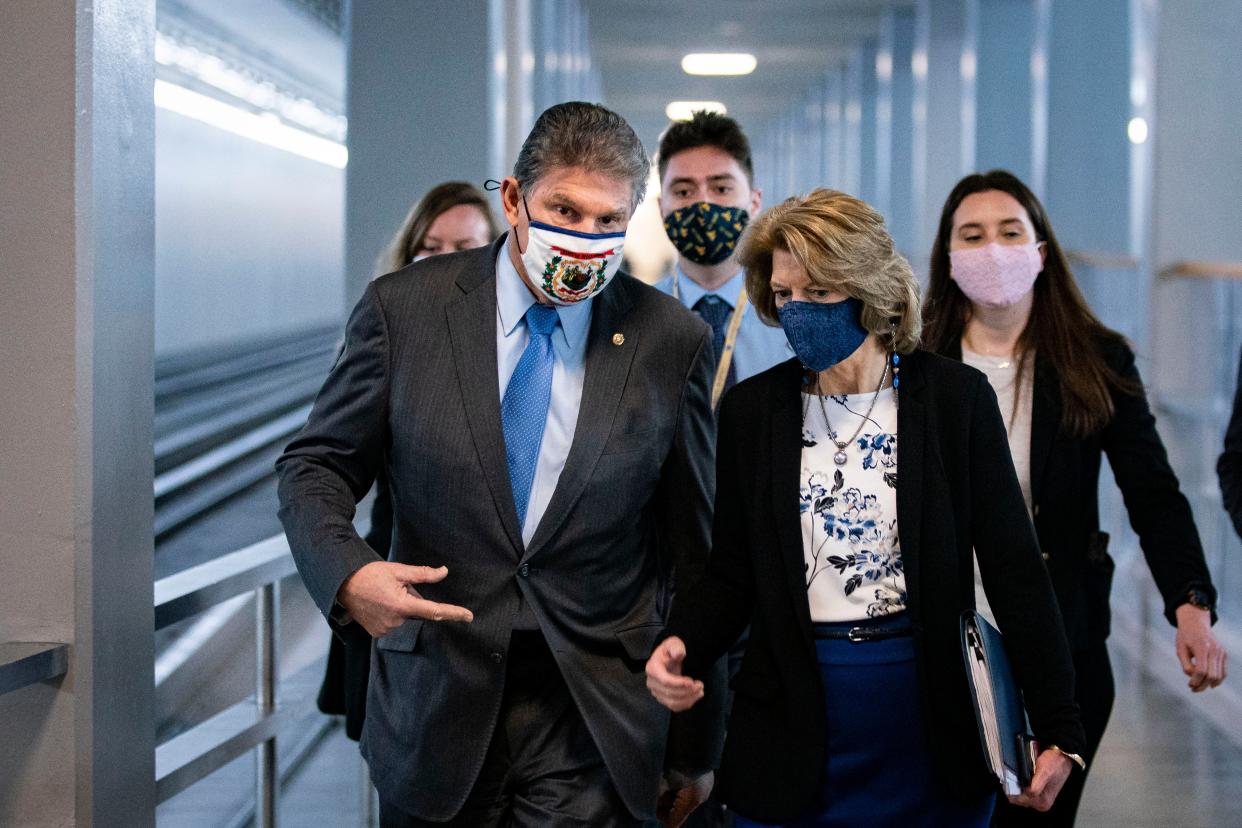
[{"x1": 612, "y1": 333, "x2": 625, "y2": 346}]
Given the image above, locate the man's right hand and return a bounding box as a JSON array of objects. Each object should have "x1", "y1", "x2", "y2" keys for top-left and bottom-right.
[
  {"x1": 337, "y1": 562, "x2": 474, "y2": 637},
  {"x1": 646, "y1": 636, "x2": 705, "y2": 712}
]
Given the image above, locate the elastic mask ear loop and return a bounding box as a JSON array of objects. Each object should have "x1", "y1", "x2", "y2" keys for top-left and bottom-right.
[
  {"x1": 485, "y1": 178, "x2": 530, "y2": 256},
  {"x1": 516, "y1": 195, "x2": 535, "y2": 255}
]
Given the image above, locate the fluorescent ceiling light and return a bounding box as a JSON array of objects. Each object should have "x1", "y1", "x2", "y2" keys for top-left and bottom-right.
[
  {"x1": 154, "y1": 80, "x2": 348, "y2": 169},
  {"x1": 681, "y1": 53, "x2": 757, "y2": 76},
  {"x1": 1127, "y1": 116, "x2": 1149, "y2": 145},
  {"x1": 666, "y1": 101, "x2": 727, "y2": 122},
  {"x1": 155, "y1": 33, "x2": 346, "y2": 142}
]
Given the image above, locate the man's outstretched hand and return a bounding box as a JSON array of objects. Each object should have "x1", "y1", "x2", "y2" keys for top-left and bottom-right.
[{"x1": 337, "y1": 562, "x2": 473, "y2": 637}]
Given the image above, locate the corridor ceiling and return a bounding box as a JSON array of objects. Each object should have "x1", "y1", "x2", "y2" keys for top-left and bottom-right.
[{"x1": 587, "y1": 0, "x2": 915, "y2": 151}]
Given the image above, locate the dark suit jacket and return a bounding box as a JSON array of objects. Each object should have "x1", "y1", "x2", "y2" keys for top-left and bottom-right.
[
  {"x1": 316, "y1": 474, "x2": 391, "y2": 740},
  {"x1": 277, "y1": 237, "x2": 724, "y2": 821},
  {"x1": 942, "y1": 338, "x2": 1217, "y2": 650},
  {"x1": 1218, "y1": 344, "x2": 1242, "y2": 540},
  {"x1": 665, "y1": 352, "x2": 1086, "y2": 824}
]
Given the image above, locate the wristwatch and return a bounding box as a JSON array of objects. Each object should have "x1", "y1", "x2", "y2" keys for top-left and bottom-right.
[
  {"x1": 1045, "y1": 744, "x2": 1087, "y2": 772},
  {"x1": 1181, "y1": 587, "x2": 1214, "y2": 613}
]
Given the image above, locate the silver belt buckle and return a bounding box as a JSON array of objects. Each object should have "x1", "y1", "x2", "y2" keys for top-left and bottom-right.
[{"x1": 847, "y1": 626, "x2": 867, "y2": 643}]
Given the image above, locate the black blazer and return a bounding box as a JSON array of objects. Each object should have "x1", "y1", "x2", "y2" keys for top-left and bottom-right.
[
  {"x1": 666, "y1": 352, "x2": 1086, "y2": 824},
  {"x1": 278, "y1": 237, "x2": 724, "y2": 821},
  {"x1": 943, "y1": 338, "x2": 1217, "y2": 650},
  {"x1": 1217, "y1": 344, "x2": 1242, "y2": 541}
]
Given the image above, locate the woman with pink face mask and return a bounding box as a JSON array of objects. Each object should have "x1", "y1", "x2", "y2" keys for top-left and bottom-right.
[{"x1": 924, "y1": 170, "x2": 1227, "y2": 828}]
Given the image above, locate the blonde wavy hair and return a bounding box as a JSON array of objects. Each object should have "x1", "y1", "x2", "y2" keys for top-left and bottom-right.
[{"x1": 740, "y1": 188, "x2": 921, "y2": 354}]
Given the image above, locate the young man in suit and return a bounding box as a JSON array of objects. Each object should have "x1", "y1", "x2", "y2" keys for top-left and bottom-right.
[
  {"x1": 277, "y1": 102, "x2": 723, "y2": 827},
  {"x1": 655, "y1": 111, "x2": 789, "y2": 405},
  {"x1": 655, "y1": 111, "x2": 789, "y2": 828}
]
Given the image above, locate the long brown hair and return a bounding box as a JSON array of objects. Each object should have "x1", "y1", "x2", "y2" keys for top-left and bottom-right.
[
  {"x1": 922, "y1": 170, "x2": 1138, "y2": 436},
  {"x1": 376, "y1": 181, "x2": 500, "y2": 276}
]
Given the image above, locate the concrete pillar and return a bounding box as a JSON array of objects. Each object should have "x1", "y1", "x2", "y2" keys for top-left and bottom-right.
[
  {"x1": 845, "y1": 40, "x2": 879, "y2": 206},
  {"x1": 344, "y1": 0, "x2": 519, "y2": 302},
  {"x1": 1148, "y1": 0, "x2": 1242, "y2": 395},
  {"x1": 913, "y1": 0, "x2": 978, "y2": 259},
  {"x1": 974, "y1": 0, "x2": 1037, "y2": 182},
  {"x1": 797, "y1": 89, "x2": 821, "y2": 194},
  {"x1": 1149, "y1": 1, "x2": 1242, "y2": 271},
  {"x1": 823, "y1": 68, "x2": 845, "y2": 191},
  {"x1": 1036, "y1": 0, "x2": 1140, "y2": 354},
  {"x1": 0, "y1": 1, "x2": 156, "y2": 824},
  {"x1": 876, "y1": 8, "x2": 918, "y2": 258},
  {"x1": 1043, "y1": 0, "x2": 1131, "y2": 254}
]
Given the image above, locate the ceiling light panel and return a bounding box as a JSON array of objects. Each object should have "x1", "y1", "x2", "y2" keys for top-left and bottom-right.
[{"x1": 681, "y1": 53, "x2": 757, "y2": 76}]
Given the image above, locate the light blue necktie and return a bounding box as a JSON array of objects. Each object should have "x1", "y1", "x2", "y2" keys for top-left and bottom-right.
[{"x1": 502, "y1": 303, "x2": 560, "y2": 528}]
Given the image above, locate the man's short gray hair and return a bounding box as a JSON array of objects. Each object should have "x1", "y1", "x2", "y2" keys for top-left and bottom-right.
[{"x1": 512, "y1": 102, "x2": 650, "y2": 210}]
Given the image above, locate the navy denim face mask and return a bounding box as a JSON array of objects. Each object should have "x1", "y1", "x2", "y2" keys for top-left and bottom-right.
[{"x1": 777, "y1": 297, "x2": 869, "y2": 372}]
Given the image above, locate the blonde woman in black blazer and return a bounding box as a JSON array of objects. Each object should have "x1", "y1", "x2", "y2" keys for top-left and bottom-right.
[
  {"x1": 646, "y1": 189, "x2": 1087, "y2": 827},
  {"x1": 923, "y1": 170, "x2": 1226, "y2": 827}
]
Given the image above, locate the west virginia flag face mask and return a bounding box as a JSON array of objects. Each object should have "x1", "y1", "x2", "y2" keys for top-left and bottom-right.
[
  {"x1": 663, "y1": 201, "x2": 750, "y2": 266},
  {"x1": 514, "y1": 197, "x2": 626, "y2": 305}
]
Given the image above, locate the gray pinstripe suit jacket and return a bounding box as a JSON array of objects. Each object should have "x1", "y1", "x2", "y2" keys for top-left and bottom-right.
[{"x1": 276, "y1": 236, "x2": 724, "y2": 821}]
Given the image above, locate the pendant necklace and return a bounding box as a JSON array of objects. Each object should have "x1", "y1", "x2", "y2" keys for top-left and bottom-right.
[{"x1": 803, "y1": 354, "x2": 895, "y2": 466}]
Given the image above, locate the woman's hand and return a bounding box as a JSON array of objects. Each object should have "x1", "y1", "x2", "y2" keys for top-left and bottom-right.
[
  {"x1": 1007, "y1": 748, "x2": 1072, "y2": 812},
  {"x1": 1175, "y1": 604, "x2": 1228, "y2": 691},
  {"x1": 645, "y1": 636, "x2": 705, "y2": 712}
]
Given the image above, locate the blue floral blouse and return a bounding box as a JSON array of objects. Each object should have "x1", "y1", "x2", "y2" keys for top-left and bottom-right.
[{"x1": 799, "y1": 387, "x2": 907, "y2": 622}]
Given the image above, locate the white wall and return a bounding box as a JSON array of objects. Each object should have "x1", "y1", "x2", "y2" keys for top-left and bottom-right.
[{"x1": 154, "y1": 110, "x2": 345, "y2": 356}]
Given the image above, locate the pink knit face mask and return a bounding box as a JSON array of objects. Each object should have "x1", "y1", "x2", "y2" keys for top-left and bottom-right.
[{"x1": 949, "y1": 242, "x2": 1043, "y2": 307}]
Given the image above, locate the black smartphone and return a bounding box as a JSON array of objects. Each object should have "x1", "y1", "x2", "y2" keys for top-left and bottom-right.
[{"x1": 1015, "y1": 733, "x2": 1039, "y2": 788}]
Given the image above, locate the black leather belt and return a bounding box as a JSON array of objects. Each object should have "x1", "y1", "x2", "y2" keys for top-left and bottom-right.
[{"x1": 813, "y1": 619, "x2": 912, "y2": 642}]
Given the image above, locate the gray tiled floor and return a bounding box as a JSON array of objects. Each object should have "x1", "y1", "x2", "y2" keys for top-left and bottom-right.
[
  {"x1": 266, "y1": 642, "x2": 1242, "y2": 828},
  {"x1": 1076, "y1": 646, "x2": 1242, "y2": 827}
]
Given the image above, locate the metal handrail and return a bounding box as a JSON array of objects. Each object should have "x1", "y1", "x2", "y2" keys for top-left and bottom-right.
[
  {"x1": 155, "y1": 535, "x2": 297, "y2": 631},
  {"x1": 153, "y1": 406, "x2": 311, "y2": 501},
  {"x1": 153, "y1": 534, "x2": 300, "y2": 826},
  {"x1": 0, "y1": 642, "x2": 69, "y2": 696},
  {"x1": 1159, "y1": 260, "x2": 1242, "y2": 280},
  {"x1": 1066, "y1": 249, "x2": 1141, "y2": 271}
]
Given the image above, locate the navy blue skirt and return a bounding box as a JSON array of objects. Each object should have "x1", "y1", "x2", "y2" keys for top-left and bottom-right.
[{"x1": 734, "y1": 614, "x2": 995, "y2": 828}]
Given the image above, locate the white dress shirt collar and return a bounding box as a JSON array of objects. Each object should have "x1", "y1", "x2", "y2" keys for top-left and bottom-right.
[
  {"x1": 675, "y1": 265, "x2": 746, "y2": 310},
  {"x1": 496, "y1": 243, "x2": 593, "y2": 352}
]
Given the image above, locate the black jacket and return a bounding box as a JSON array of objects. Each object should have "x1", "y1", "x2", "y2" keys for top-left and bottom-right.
[
  {"x1": 1218, "y1": 344, "x2": 1242, "y2": 541},
  {"x1": 943, "y1": 338, "x2": 1216, "y2": 650},
  {"x1": 666, "y1": 352, "x2": 1086, "y2": 824}
]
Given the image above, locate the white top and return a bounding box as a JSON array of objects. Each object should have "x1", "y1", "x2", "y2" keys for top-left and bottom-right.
[
  {"x1": 962, "y1": 347, "x2": 1034, "y2": 513},
  {"x1": 799, "y1": 387, "x2": 907, "y2": 622},
  {"x1": 962, "y1": 345, "x2": 1035, "y2": 627}
]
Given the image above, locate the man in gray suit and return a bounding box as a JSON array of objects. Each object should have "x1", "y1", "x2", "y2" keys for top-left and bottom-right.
[{"x1": 277, "y1": 102, "x2": 722, "y2": 827}]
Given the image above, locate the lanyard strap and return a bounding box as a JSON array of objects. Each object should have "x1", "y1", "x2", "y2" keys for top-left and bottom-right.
[
  {"x1": 674, "y1": 271, "x2": 748, "y2": 409},
  {"x1": 712, "y1": 287, "x2": 748, "y2": 408}
]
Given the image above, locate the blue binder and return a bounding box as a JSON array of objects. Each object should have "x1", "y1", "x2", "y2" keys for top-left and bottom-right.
[{"x1": 960, "y1": 610, "x2": 1037, "y2": 796}]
